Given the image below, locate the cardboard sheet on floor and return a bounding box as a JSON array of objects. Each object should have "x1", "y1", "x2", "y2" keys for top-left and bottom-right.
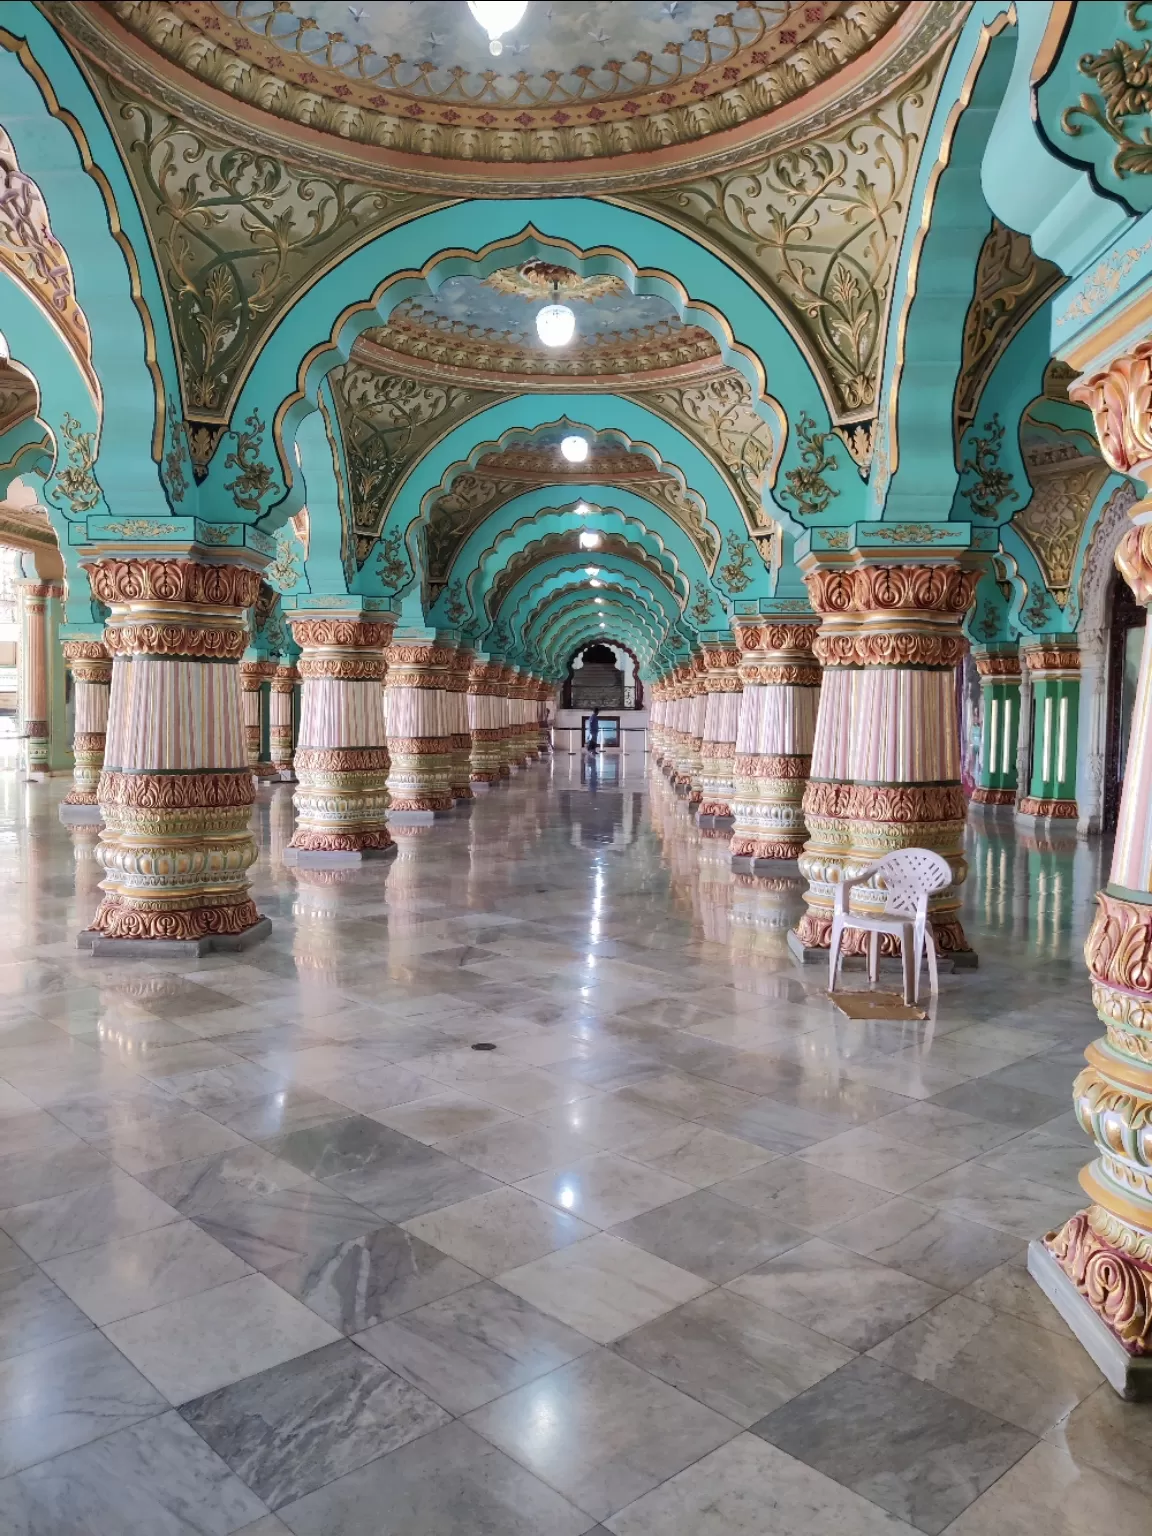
[{"x1": 829, "y1": 990, "x2": 927, "y2": 1021}]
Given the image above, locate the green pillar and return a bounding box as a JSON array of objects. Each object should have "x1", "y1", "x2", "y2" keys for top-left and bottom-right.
[
  {"x1": 971, "y1": 645, "x2": 1021, "y2": 807},
  {"x1": 1018, "y1": 637, "x2": 1080, "y2": 827}
]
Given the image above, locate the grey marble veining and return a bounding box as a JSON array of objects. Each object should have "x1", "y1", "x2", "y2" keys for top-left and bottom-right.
[
  {"x1": 181, "y1": 1338, "x2": 449, "y2": 1508},
  {"x1": 0, "y1": 769, "x2": 1137, "y2": 1536}
]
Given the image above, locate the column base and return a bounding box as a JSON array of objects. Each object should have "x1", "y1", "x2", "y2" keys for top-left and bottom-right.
[
  {"x1": 1016, "y1": 801, "x2": 1084, "y2": 836},
  {"x1": 697, "y1": 812, "x2": 734, "y2": 829},
  {"x1": 1028, "y1": 1239, "x2": 1152, "y2": 1401},
  {"x1": 733, "y1": 854, "x2": 801, "y2": 877},
  {"x1": 59, "y1": 802, "x2": 104, "y2": 826},
  {"x1": 284, "y1": 844, "x2": 397, "y2": 868},
  {"x1": 969, "y1": 798, "x2": 1016, "y2": 819},
  {"x1": 78, "y1": 916, "x2": 272, "y2": 958},
  {"x1": 387, "y1": 808, "x2": 437, "y2": 826}
]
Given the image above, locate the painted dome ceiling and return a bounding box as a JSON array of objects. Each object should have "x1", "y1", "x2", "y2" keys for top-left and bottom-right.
[
  {"x1": 50, "y1": 0, "x2": 965, "y2": 190},
  {"x1": 357, "y1": 261, "x2": 720, "y2": 385}
]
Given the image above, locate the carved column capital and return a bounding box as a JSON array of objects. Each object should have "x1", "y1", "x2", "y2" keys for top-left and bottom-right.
[{"x1": 1070, "y1": 340, "x2": 1152, "y2": 487}]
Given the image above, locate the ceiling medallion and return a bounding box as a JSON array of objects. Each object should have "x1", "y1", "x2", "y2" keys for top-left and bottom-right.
[{"x1": 485, "y1": 262, "x2": 627, "y2": 303}]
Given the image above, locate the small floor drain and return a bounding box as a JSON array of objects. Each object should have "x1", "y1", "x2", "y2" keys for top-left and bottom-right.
[{"x1": 471, "y1": 1042, "x2": 497, "y2": 1051}]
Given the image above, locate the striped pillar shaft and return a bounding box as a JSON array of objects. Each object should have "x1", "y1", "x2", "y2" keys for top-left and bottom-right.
[
  {"x1": 730, "y1": 621, "x2": 820, "y2": 862},
  {"x1": 677, "y1": 656, "x2": 708, "y2": 802},
  {"x1": 384, "y1": 643, "x2": 457, "y2": 814},
  {"x1": 1018, "y1": 638, "x2": 1080, "y2": 824},
  {"x1": 971, "y1": 646, "x2": 1022, "y2": 806},
  {"x1": 699, "y1": 645, "x2": 742, "y2": 820},
  {"x1": 288, "y1": 616, "x2": 395, "y2": 855},
  {"x1": 468, "y1": 661, "x2": 505, "y2": 787},
  {"x1": 270, "y1": 664, "x2": 298, "y2": 779},
  {"x1": 1036, "y1": 353, "x2": 1152, "y2": 1369},
  {"x1": 497, "y1": 667, "x2": 516, "y2": 776},
  {"x1": 649, "y1": 681, "x2": 666, "y2": 765},
  {"x1": 445, "y1": 651, "x2": 474, "y2": 801},
  {"x1": 795, "y1": 563, "x2": 979, "y2": 957},
  {"x1": 82, "y1": 555, "x2": 267, "y2": 948},
  {"x1": 62, "y1": 641, "x2": 112, "y2": 805},
  {"x1": 240, "y1": 659, "x2": 278, "y2": 779},
  {"x1": 18, "y1": 580, "x2": 59, "y2": 775}
]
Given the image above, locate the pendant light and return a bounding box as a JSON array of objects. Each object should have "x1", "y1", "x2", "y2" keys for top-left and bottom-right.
[
  {"x1": 467, "y1": 1, "x2": 528, "y2": 56},
  {"x1": 536, "y1": 278, "x2": 576, "y2": 347},
  {"x1": 560, "y1": 434, "x2": 589, "y2": 463}
]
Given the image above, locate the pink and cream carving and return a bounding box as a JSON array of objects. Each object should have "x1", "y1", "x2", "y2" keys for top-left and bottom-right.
[
  {"x1": 270, "y1": 663, "x2": 299, "y2": 779},
  {"x1": 61, "y1": 639, "x2": 111, "y2": 815},
  {"x1": 698, "y1": 644, "x2": 742, "y2": 821}
]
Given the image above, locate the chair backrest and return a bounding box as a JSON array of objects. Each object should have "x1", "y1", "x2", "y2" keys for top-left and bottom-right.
[{"x1": 872, "y1": 848, "x2": 953, "y2": 918}]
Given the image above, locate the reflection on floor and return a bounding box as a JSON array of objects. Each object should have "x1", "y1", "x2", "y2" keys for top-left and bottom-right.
[{"x1": 0, "y1": 758, "x2": 1145, "y2": 1535}]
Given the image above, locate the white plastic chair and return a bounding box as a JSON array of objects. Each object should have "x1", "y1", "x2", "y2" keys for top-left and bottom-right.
[{"x1": 828, "y1": 848, "x2": 953, "y2": 1004}]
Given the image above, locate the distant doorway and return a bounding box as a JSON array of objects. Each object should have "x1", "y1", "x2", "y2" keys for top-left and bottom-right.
[{"x1": 1105, "y1": 570, "x2": 1147, "y2": 833}]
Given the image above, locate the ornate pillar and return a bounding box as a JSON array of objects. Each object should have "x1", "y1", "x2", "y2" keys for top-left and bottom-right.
[
  {"x1": 698, "y1": 642, "x2": 742, "y2": 824},
  {"x1": 497, "y1": 666, "x2": 516, "y2": 777},
  {"x1": 60, "y1": 640, "x2": 111, "y2": 822},
  {"x1": 793, "y1": 561, "x2": 979, "y2": 962},
  {"x1": 729, "y1": 620, "x2": 820, "y2": 864},
  {"x1": 970, "y1": 645, "x2": 1022, "y2": 809},
  {"x1": 286, "y1": 613, "x2": 395, "y2": 864},
  {"x1": 649, "y1": 678, "x2": 666, "y2": 766},
  {"x1": 672, "y1": 657, "x2": 704, "y2": 799},
  {"x1": 270, "y1": 663, "x2": 298, "y2": 779},
  {"x1": 446, "y1": 650, "x2": 474, "y2": 803},
  {"x1": 1027, "y1": 343, "x2": 1152, "y2": 1394},
  {"x1": 81, "y1": 552, "x2": 270, "y2": 954},
  {"x1": 18, "y1": 579, "x2": 62, "y2": 779},
  {"x1": 384, "y1": 640, "x2": 456, "y2": 819},
  {"x1": 468, "y1": 658, "x2": 503, "y2": 790},
  {"x1": 239, "y1": 658, "x2": 278, "y2": 781},
  {"x1": 1017, "y1": 637, "x2": 1081, "y2": 828}
]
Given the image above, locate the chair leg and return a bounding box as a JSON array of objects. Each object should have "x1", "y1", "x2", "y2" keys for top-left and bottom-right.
[
  {"x1": 867, "y1": 930, "x2": 879, "y2": 986},
  {"x1": 900, "y1": 928, "x2": 915, "y2": 1006},
  {"x1": 829, "y1": 920, "x2": 842, "y2": 993},
  {"x1": 925, "y1": 928, "x2": 939, "y2": 996}
]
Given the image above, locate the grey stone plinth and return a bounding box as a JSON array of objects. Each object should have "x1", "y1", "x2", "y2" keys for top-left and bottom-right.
[
  {"x1": 79, "y1": 916, "x2": 273, "y2": 958},
  {"x1": 1028, "y1": 1238, "x2": 1152, "y2": 1400},
  {"x1": 470, "y1": 780, "x2": 492, "y2": 793},
  {"x1": 59, "y1": 802, "x2": 104, "y2": 826},
  {"x1": 696, "y1": 813, "x2": 734, "y2": 830},
  {"x1": 387, "y1": 810, "x2": 437, "y2": 826},
  {"x1": 283, "y1": 844, "x2": 397, "y2": 869},
  {"x1": 1014, "y1": 808, "x2": 1084, "y2": 839}
]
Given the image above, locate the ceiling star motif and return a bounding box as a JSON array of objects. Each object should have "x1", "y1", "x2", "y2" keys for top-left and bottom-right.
[{"x1": 49, "y1": 0, "x2": 956, "y2": 188}]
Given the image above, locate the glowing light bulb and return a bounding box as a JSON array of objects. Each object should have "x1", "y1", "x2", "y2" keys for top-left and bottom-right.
[
  {"x1": 589, "y1": 579, "x2": 603, "y2": 587},
  {"x1": 585, "y1": 567, "x2": 601, "y2": 576},
  {"x1": 560, "y1": 435, "x2": 589, "y2": 464},
  {"x1": 595, "y1": 597, "x2": 604, "y2": 604},
  {"x1": 536, "y1": 301, "x2": 576, "y2": 347},
  {"x1": 578, "y1": 530, "x2": 601, "y2": 548},
  {"x1": 467, "y1": 1, "x2": 527, "y2": 55},
  {"x1": 573, "y1": 501, "x2": 591, "y2": 516}
]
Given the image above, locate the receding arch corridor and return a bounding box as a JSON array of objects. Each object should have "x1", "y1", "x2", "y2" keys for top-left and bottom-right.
[{"x1": 0, "y1": 762, "x2": 1139, "y2": 1534}]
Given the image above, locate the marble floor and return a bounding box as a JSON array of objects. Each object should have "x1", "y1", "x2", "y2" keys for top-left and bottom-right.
[{"x1": 0, "y1": 755, "x2": 1146, "y2": 1534}]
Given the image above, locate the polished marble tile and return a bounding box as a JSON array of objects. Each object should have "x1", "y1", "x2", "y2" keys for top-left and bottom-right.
[
  {"x1": 1044, "y1": 1380, "x2": 1152, "y2": 1494},
  {"x1": 517, "y1": 1152, "x2": 696, "y2": 1229},
  {"x1": 826, "y1": 1197, "x2": 1020, "y2": 1291},
  {"x1": 466, "y1": 1346, "x2": 736, "y2": 1522},
  {"x1": 358, "y1": 1278, "x2": 595, "y2": 1413},
  {"x1": 0, "y1": 1261, "x2": 94, "y2": 1361},
  {"x1": 616, "y1": 1120, "x2": 773, "y2": 1187},
  {"x1": 532, "y1": 1094, "x2": 685, "y2": 1150},
  {"x1": 962, "y1": 1255, "x2": 1075, "y2": 1336},
  {"x1": 44, "y1": 1218, "x2": 252, "y2": 1325},
  {"x1": 614, "y1": 1288, "x2": 854, "y2": 1426},
  {"x1": 0, "y1": 1170, "x2": 179, "y2": 1262},
  {"x1": 182, "y1": 1338, "x2": 449, "y2": 1509},
  {"x1": 928, "y1": 1079, "x2": 1067, "y2": 1130},
  {"x1": 0, "y1": 1409, "x2": 268, "y2": 1534},
  {"x1": 610, "y1": 1188, "x2": 807, "y2": 1283},
  {"x1": 403, "y1": 1185, "x2": 595, "y2": 1275},
  {"x1": 728, "y1": 1237, "x2": 947, "y2": 1351},
  {"x1": 713, "y1": 1157, "x2": 891, "y2": 1232},
  {"x1": 603, "y1": 1431, "x2": 919, "y2": 1535},
  {"x1": 436, "y1": 1115, "x2": 602, "y2": 1182},
  {"x1": 797, "y1": 1126, "x2": 968, "y2": 1194},
  {"x1": 869, "y1": 1294, "x2": 1103, "y2": 1434},
  {"x1": 909, "y1": 1162, "x2": 1081, "y2": 1240},
  {"x1": 104, "y1": 1272, "x2": 342, "y2": 1404},
  {"x1": 753, "y1": 1354, "x2": 1035, "y2": 1534},
  {"x1": 276, "y1": 1419, "x2": 593, "y2": 1535},
  {"x1": 944, "y1": 1439, "x2": 1152, "y2": 1536},
  {"x1": 0, "y1": 1329, "x2": 166, "y2": 1476},
  {"x1": 0, "y1": 1138, "x2": 114, "y2": 1209},
  {"x1": 266, "y1": 1218, "x2": 478, "y2": 1332},
  {"x1": 499, "y1": 1232, "x2": 710, "y2": 1343}
]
